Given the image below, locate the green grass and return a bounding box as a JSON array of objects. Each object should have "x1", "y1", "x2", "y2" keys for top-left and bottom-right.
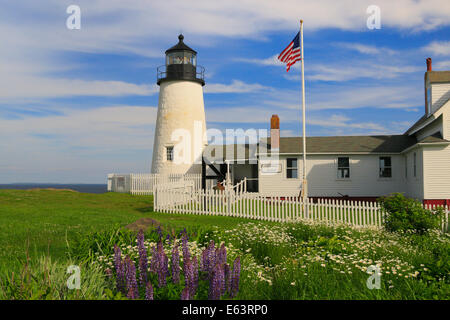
[{"x1": 0, "y1": 189, "x2": 254, "y2": 272}]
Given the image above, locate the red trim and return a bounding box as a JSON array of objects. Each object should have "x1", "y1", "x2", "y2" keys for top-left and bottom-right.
[
  {"x1": 309, "y1": 196, "x2": 378, "y2": 203},
  {"x1": 423, "y1": 199, "x2": 450, "y2": 206},
  {"x1": 266, "y1": 196, "x2": 379, "y2": 202}
]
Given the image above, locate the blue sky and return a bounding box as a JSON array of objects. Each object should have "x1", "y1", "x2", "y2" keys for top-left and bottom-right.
[{"x1": 1, "y1": 0, "x2": 450, "y2": 183}]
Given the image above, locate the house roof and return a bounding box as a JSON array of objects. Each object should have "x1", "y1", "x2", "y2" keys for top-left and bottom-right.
[
  {"x1": 427, "y1": 71, "x2": 450, "y2": 83},
  {"x1": 404, "y1": 114, "x2": 432, "y2": 135},
  {"x1": 418, "y1": 132, "x2": 449, "y2": 143},
  {"x1": 266, "y1": 135, "x2": 419, "y2": 154},
  {"x1": 202, "y1": 134, "x2": 450, "y2": 160}
]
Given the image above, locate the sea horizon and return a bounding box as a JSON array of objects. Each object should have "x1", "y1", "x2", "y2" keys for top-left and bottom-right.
[{"x1": 0, "y1": 183, "x2": 107, "y2": 194}]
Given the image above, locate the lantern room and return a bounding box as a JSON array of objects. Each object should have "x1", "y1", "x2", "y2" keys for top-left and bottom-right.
[{"x1": 157, "y1": 34, "x2": 205, "y2": 86}]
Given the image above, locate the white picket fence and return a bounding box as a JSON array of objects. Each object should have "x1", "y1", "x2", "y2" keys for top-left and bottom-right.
[
  {"x1": 107, "y1": 173, "x2": 217, "y2": 195},
  {"x1": 154, "y1": 188, "x2": 450, "y2": 232}
]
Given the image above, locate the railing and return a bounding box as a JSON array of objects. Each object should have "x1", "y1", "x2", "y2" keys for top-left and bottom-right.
[
  {"x1": 107, "y1": 173, "x2": 216, "y2": 195},
  {"x1": 157, "y1": 65, "x2": 205, "y2": 83},
  {"x1": 154, "y1": 188, "x2": 450, "y2": 232}
]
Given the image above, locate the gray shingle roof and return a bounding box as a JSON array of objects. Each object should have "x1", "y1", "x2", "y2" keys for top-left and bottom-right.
[
  {"x1": 203, "y1": 134, "x2": 449, "y2": 160},
  {"x1": 418, "y1": 132, "x2": 449, "y2": 143},
  {"x1": 427, "y1": 71, "x2": 450, "y2": 84},
  {"x1": 404, "y1": 114, "x2": 430, "y2": 135},
  {"x1": 266, "y1": 135, "x2": 417, "y2": 154}
]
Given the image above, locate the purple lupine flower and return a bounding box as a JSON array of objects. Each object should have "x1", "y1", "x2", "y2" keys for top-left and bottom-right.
[
  {"x1": 207, "y1": 241, "x2": 217, "y2": 277},
  {"x1": 208, "y1": 263, "x2": 224, "y2": 300},
  {"x1": 181, "y1": 233, "x2": 190, "y2": 262},
  {"x1": 113, "y1": 244, "x2": 121, "y2": 270},
  {"x1": 230, "y1": 257, "x2": 241, "y2": 298},
  {"x1": 137, "y1": 229, "x2": 145, "y2": 250},
  {"x1": 156, "y1": 241, "x2": 168, "y2": 287},
  {"x1": 217, "y1": 243, "x2": 227, "y2": 266},
  {"x1": 155, "y1": 226, "x2": 163, "y2": 240},
  {"x1": 201, "y1": 248, "x2": 209, "y2": 272},
  {"x1": 124, "y1": 256, "x2": 139, "y2": 299},
  {"x1": 137, "y1": 230, "x2": 148, "y2": 286},
  {"x1": 150, "y1": 244, "x2": 158, "y2": 273},
  {"x1": 224, "y1": 263, "x2": 231, "y2": 294},
  {"x1": 159, "y1": 251, "x2": 169, "y2": 287},
  {"x1": 208, "y1": 241, "x2": 216, "y2": 261},
  {"x1": 181, "y1": 286, "x2": 190, "y2": 300},
  {"x1": 192, "y1": 256, "x2": 199, "y2": 294},
  {"x1": 114, "y1": 245, "x2": 125, "y2": 292},
  {"x1": 145, "y1": 281, "x2": 154, "y2": 300},
  {"x1": 171, "y1": 241, "x2": 180, "y2": 284},
  {"x1": 183, "y1": 257, "x2": 196, "y2": 298}
]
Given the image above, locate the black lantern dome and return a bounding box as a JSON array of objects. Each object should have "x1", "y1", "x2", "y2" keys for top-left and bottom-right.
[{"x1": 157, "y1": 34, "x2": 205, "y2": 86}]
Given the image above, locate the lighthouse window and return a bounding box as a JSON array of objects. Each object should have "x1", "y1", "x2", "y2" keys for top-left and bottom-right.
[
  {"x1": 166, "y1": 146, "x2": 174, "y2": 161},
  {"x1": 167, "y1": 52, "x2": 196, "y2": 66}
]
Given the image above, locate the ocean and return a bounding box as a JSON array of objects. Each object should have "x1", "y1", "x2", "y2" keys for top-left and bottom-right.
[{"x1": 0, "y1": 184, "x2": 108, "y2": 194}]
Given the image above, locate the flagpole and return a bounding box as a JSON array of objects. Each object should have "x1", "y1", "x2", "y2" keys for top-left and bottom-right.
[{"x1": 300, "y1": 20, "x2": 308, "y2": 213}]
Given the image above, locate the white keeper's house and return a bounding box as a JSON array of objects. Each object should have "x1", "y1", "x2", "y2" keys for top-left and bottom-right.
[{"x1": 128, "y1": 35, "x2": 450, "y2": 205}]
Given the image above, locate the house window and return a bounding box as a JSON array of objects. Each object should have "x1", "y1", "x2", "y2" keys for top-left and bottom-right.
[
  {"x1": 166, "y1": 146, "x2": 174, "y2": 161},
  {"x1": 379, "y1": 157, "x2": 392, "y2": 178},
  {"x1": 413, "y1": 152, "x2": 417, "y2": 177},
  {"x1": 286, "y1": 158, "x2": 298, "y2": 179},
  {"x1": 405, "y1": 156, "x2": 407, "y2": 178},
  {"x1": 337, "y1": 157, "x2": 350, "y2": 179}
]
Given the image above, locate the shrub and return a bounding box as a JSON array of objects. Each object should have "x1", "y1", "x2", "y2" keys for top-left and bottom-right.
[{"x1": 378, "y1": 193, "x2": 443, "y2": 234}]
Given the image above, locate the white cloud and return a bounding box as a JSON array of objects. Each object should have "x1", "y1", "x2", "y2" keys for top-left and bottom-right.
[
  {"x1": 0, "y1": 106, "x2": 157, "y2": 182},
  {"x1": 0, "y1": 77, "x2": 157, "y2": 101},
  {"x1": 434, "y1": 60, "x2": 450, "y2": 70},
  {"x1": 235, "y1": 55, "x2": 283, "y2": 67},
  {"x1": 308, "y1": 114, "x2": 386, "y2": 131},
  {"x1": 307, "y1": 63, "x2": 421, "y2": 82},
  {"x1": 205, "y1": 80, "x2": 270, "y2": 94},
  {"x1": 423, "y1": 41, "x2": 450, "y2": 56},
  {"x1": 262, "y1": 83, "x2": 423, "y2": 111},
  {"x1": 335, "y1": 43, "x2": 398, "y2": 55}
]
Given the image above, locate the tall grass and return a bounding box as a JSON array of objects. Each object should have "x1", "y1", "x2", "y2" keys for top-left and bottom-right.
[{"x1": 0, "y1": 255, "x2": 110, "y2": 300}]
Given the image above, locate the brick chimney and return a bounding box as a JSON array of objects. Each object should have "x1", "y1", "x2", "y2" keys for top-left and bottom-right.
[
  {"x1": 270, "y1": 115, "x2": 280, "y2": 151},
  {"x1": 426, "y1": 57, "x2": 432, "y2": 71}
]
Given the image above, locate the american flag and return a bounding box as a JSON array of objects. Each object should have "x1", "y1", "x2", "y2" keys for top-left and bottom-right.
[{"x1": 278, "y1": 32, "x2": 301, "y2": 72}]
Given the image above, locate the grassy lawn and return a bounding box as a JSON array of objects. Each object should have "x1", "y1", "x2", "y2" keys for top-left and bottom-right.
[{"x1": 0, "y1": 189, "x2": 253, "y2": 271}]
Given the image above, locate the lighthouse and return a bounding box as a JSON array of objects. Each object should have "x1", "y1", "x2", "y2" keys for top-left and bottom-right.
[{"x1": 151, "y1": 35, "x2": 207, "y2": 174}]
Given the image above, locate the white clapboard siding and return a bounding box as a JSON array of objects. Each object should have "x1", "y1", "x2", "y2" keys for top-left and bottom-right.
[{"x1": 154, "y1": 188, "x2": 450, "y2": 232}]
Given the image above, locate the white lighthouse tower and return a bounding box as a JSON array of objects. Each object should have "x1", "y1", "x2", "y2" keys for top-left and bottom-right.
[{"x1": 151, "y1": 35, "x2": 207, "y2": 174}]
